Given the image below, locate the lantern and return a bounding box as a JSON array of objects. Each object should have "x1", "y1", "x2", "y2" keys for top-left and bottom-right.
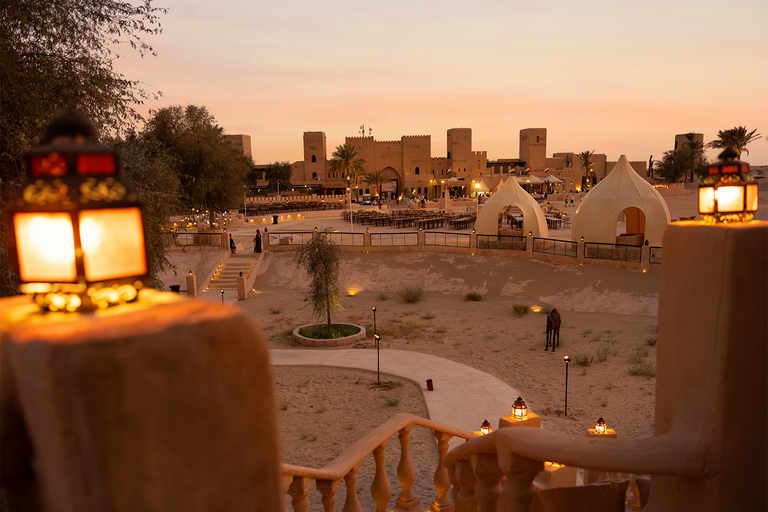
[
  {"x1": 480, "y1": 420, "x2": 492, "y2": 435},
  {"x1": 512, "y1": 396, "x2": 528, "y2": 420},
  {"x1": 6, "y1": 109, "x2": 148, "y2": 311},
  {"x1": 698, "y1": 148, "x2": 758, "y2": 223},
  {"x1": 595, "y1": 417, "x2": 607, "y2": 434}
]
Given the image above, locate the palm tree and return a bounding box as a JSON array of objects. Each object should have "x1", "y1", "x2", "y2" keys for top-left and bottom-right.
[
  {"x1": 362, "y1": 169, "x2": 393, "y2": 198},
  {"x1": 708, "y1": 126, "x2": 762, "y2": 159},
  {"x1": 328, "y1": 144, "x2": 366, "y2": 200},
  {"x1": 683, "y1": 133, "x2": 705, "y2": 182},
  {"x1": 576, "y1": 150, "x2": 596, "y2": 187}
]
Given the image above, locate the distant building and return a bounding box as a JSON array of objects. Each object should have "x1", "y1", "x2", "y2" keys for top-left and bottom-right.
[
  {"x1": 674, "y1": 133, "x2": 704, "y2": 151},
  {"x1": 225, "y1": 135, "x2": 252, "y2": 159}
]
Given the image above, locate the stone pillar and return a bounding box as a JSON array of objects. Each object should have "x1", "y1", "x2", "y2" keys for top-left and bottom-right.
[
  {"x1": 471, "y1": 229, "x2": 477, "y2": 250},
  {"x1": 577, "y1": 239, "x2": 585, "y2": 263},
  {"x1": 186, "y1": 273, "x2": 197, "y2": 298},
  {"x1": 418, "y1": 228, "x2": 425, "y2": 247},
  {"x1": 640, "y1": 243, "x2": 650, "y2": 270},
  {"x1": 237, "y1": 275, "x2": 247, "y2": 300},
  {"x1": 364, "y1": 228, "x2": 371, "y2": 248},
  {"x1": 526, "y1": 232, "x2": 534, "y2": 253}
]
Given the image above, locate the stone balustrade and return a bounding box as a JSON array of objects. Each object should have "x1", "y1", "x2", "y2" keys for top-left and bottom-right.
[{"x1": 281, "y1": 413, "x2": 473, "y2": 512}]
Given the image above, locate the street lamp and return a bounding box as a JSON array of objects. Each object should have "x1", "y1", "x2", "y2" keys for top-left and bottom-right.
[
  {"x1": 475, "y1": 182, "x2": 480, "y2": 215},
  {"x1": 374, "y1": 334, "x2": 381, "y2": 384},
  {"x1": 220, "y1": 289, "x2": 224, "y2": 304},
  {"x1": 372, "y1": 306, "x2": 377, "y2": 335},
  {"x1": 347, "y1": 175, "x2": 353, "y2": 233},
  {"x1": 563, "y1": 355, "x2": 571, "y2": 417}
]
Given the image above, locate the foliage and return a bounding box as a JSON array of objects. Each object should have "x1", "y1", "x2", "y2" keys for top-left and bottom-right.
[
  {"x1": 629, "y1": 361, "x2": 656, "y2": 378},
  {"x1": 294, "y1": 229, "x2": 342, "y2": 336},
  {"x1": 513, "y1": 304, "x2": 529, "y2": 316},
  {"x1": 328, "y1": 144, "x2": 366, "y2": 199},
  {"x1": 298, "y1": 324, "x2": 359, "y2": 339},
  {"x1": 646, "y1": 336, "x2": 658, "y2": 347},
  {"x1": 576, "y1": 150, "x2": 596, "y2": 185},
  {"x1": 362, "y1": 169, "x2": 393, "y2": 198},
  {"x1": 108, "y1": 133, "x2": 180, "y2": 289},
  {"x1": 574, "y1": 353, "x2": 593, "y2": 366},
  {"x1": 142, "y1": 105, "x2": 252, "y2": 226},
  {"x1": 398, "y1": 285, "x2": 424, "y2": 303},
  {"x1": 708, "y1": 126, "x2": 762, "y2": 158},
  {"x1": 263, "y1": 162, "x2": 293, "y2": 194},
  {"x1": 655, "y1": 147, "x2": 707, "y2": 183},
  {"x1": 464, "y1": 292, "x2": 483, "y2": 301},
  {"x1": 0, "y1": 0, "x2": 165, "y2": 297}
]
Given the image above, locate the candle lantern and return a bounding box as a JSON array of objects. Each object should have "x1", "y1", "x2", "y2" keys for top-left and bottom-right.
[
  {"x1": 698, "y1": 148, "x2": 758, "y2": 223},
  {"x1": 480, "y1": 420, "x2": 493, "y2": 435},
  {"x1": 6, "y1": 109, "x2": 148, "y2": 311},
  {"x1": 512, "y1": 396, "x2": 528, "y2": 420},
  {"x1": 595, "y1": 417, "x2": 607, "y2": 434}
]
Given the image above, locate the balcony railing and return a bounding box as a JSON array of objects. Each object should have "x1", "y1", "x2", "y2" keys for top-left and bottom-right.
[
  {"x1": 533, "y1": 237, "x2": 577, "y2": 257},
  {"x1": 476, "y1": 234, "x2": 527, "y2": 251},
  {"x1": 371, "y1": 232, "x2": 419, "y2": 247},
  {"x1": 281, "y1": 413, "x2": 473, "y2": 512},
  {"x1": 584, "y1": 242, "x2": 642, "y2": 263},
  {"x1": 424, "y1": 232, "x2": 471, "y2": 248},
  {"x1": 172, "y1": 231, "x2": 223, "y2": 247}
]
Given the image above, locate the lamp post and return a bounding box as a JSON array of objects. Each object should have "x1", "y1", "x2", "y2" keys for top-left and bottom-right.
[
  {"x1": 220, "y1": 289, "x2": 224, "y2": 305},
  {"x1": 374, "y1": 334, "x2": 381, "y2": 384},
  {"x1": 475, "y1": 182, "x2": 480, "y2": 215},
  {"x1": 372, "y1": 306, "x2": 377, "y2": 335},
  {"x1": 347, "y1": 175, "x2": 353, "y2": 233},
  {"x1": 563, "y1": 355, "x2": 571, "y2": 417}
]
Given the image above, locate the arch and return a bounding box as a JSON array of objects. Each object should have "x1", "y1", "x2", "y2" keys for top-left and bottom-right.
[
  {"x1": 312, "y1": 172, "x2": 317, "y2": 180},
  {"x1": 311, "y1": 155, "x2": 317, "y2": 163},
  {"x1": 381, "y1": 166, "x2": 401, "y2": 197},
  {"x1": 474, "y1": 177, "x2": 548, "y2": 238},
  {"x1": 415, "y1": 166, "x2": 420, "y2": 175}
]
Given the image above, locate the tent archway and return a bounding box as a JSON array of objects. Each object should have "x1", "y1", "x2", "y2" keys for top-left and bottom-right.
[{"x1": 474, "y1": 176, "x2": 548, "y2": 238}]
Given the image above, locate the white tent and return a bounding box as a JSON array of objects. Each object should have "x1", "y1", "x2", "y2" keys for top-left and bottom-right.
[
  {"x1": 572, "y1": 155, "x2": 670, "y2": 246},
  {"x1": 516, "y1": 176, "x2": 545, "y2": 185},
  {"x1": 493, "y1": 177, "x2": 506, "y2": 193},
  {"x1": 474, "y1": 174, "x2": 548, "y2": 237},
  {"x1": 476, "y1": 179, "x2": 490, "y2": 193}
]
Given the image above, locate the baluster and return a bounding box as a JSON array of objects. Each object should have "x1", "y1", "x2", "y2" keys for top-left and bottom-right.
[
  {"x1": 281, "y1": 474, "x2": 294, "y2": 512},
  {"x1": 496, "y1": 452, "x2": 542, "y2": 512},
  {"x1": 471, "y1": 453, "x2": 503, "y2": 512},
  {"x1": 431, "y1": 431, "x2": 454, "y2": 512},
  {"x1": 447, "y1": 463, "x2": 463, "y2": 512},
  {"x1": 456, "y1": 458, "x2": 478, "y2": 512},
  {"x1": 316, "y1": 479, "x2": 341, "y2": 512},
  {"x1": 395, "y1": 425, "x2": 423, "y2": 510},
  {"x1": 343, "y1": 463, "x2": 363, "y2": 512},
  {"x1": 372, "y1": 440, "x2": 392, "y2": 512},
  {"x1": 288, "y1": 476, "x2": 312, "y2": 512},
  {"x1": 316, "y1": 480, "x2": 341, "y2": 512}
]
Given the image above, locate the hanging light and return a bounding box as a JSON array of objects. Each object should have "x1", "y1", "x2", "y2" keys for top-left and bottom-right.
[
  {"x1": 698, "y1": 148, "x2": 758, "y2": 223},
  {"x1": 512, "y1": 396, "x2": 528, "y2": 420},
  {"x1": 479, "y1": 419, "x2": 493, "y2": 435},
  {"x1": 595, "y1": 417, "x2": 607, "y2": 434},
  {"x1": 6, "y1": 109, "x2": 148, "y2": 311}
]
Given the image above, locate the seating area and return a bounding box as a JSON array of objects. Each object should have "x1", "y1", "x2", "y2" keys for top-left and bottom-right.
[
  {"x1": 341, "y1": 210, "x2": 477, "y2": 230},
  {"x1": 241, "y1": 200, "x2": 345, "y2": 216}
]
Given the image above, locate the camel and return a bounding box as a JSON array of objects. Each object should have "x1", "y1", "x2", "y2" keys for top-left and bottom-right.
[{"x1": 545, "y1": 309, "x2": 561, "y2": 351}]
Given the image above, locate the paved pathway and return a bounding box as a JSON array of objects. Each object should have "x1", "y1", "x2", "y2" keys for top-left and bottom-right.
[{"x1": 270, "y1": 348, "x2": 521, "y2": 448}]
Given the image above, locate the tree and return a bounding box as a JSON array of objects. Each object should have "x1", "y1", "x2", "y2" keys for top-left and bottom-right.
[
  {"x1": 264, "y1": 162, "x2": 293, "y2": 196},
  {"x1": 682, "y1": 133, "x2": 706, "y2": 182},
  {"x1": 142, "y1": 106, "x2": 252, "y2": 227},
  {"x1": 362, "y1": 169, "x2": 393, "y2": 198},
  {"x1": 656, "y1": 148, "x2": 692, "y2": 183},
  {"x1": 0, "y1": 0, "x2": 166, "y2": 297},
  {"x1": 294, "y1": 229, "x2": 342, "y2": 338},
  {"x1": 108, "y1": 133, "x2": 181, "y2": 289},
  {"x1": 576, "y1": 150, "x2": 596, "y2": 186},
  {"x1": 328, "y1": 144, "x2": 366, "y2": 200},
  {"x1": 708, "y1": 126, "x2": 762, "y2": 158}
]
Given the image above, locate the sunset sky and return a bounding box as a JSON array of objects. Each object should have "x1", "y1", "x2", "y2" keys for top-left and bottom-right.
[{"x1": 118, "y1": 0, "x2": 768, "y2": 165}]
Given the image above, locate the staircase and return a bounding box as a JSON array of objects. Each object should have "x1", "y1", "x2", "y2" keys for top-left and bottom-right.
[{"x1": 205, "y1": 255, "x2": 255, "y2": 292}]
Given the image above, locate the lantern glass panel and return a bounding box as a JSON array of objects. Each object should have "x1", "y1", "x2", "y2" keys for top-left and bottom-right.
[
  {"x1": 698, "y1": 187, "x2": 715, "y2": 214},
  {"x1": 715, "y1": 186, "x2": 744, "y2": 213},
  {"x1": 14, "y1": 212, "x2": 77, "y2": 282},
  {"x1": 81, "y1": 207, "x2": 146, "y2": 281},
  {"x1": 746, "y1": 184, "x2": 758, "y2": 212}
]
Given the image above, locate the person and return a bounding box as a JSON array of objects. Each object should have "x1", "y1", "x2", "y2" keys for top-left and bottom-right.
[
  {"x1": 229, "y1": 234, "x2": 236, "y2": 254},
  {"x1": 253, "y1": 230, "x2": 262, "y2": 254},
  {"x1": 570, "y1": 193, "x2": 575, "y2": 205}
]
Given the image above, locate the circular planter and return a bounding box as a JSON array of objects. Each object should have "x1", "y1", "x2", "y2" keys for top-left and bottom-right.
[{"x1": 292, "y1": 323, "x2": 367, "y2": 347}]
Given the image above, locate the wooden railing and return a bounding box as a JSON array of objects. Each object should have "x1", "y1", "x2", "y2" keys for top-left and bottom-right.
[{"x1": 281, "y1": 413, "x2": 473, "y2": 512}]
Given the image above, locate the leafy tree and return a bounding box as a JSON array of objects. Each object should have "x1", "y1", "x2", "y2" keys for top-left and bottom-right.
[
  {"x1": 656, "y1": 148, "x2": 694, "y2": 183},
  {"x1": 142, "y1": 105, "x2": 252, "y2": 227},
  {"x1": 708, "y1": 126, "x2": 762, "y2": 158},
  {"x1": 108, "y1": 133, "x2": 180, "y2": 289},
  {"x1": 294, "y1": 229, "x2": 342, "y2": 337},
  {"x1": 0, "y1": 0, "x2": 165, "y2": 297},
  {"x1": 362, "y1": 169, "x2": 393, "y2": 198},
  {"x1": 682, "y1": 133, "x2": 706, "y2": 182},
  {"x1": 329, "y1": 144, "x2": 366, "y2": 200},
  {"x1": 264, "y1": 162, "x2": 293, "y2": 196}
]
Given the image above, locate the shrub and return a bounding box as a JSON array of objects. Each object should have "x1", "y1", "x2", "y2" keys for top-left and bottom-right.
[
  {"x1": 629, "y1": 362, "x2": 656, "y2": 377},
  {"x1": 383, "y1": 395, "x2": 400, "y2": 407},
  {"x1": 299, "y1": 324, "x2": 360, "y2": 339},
  {"x1": 379, "y1": 293, "x2": 389, "y2": 301},
  {"x1": 398, "y1": 285, "x2": 423, "y2": 303},
  {"x1": 422, "y1": 312, "x2": 436, "y2": 320},
  {"x1": 269, "y1": 307, "x2": 281, "y2": 314},
  {"x1": 513, "y1": 304, "x2": 529, "y2": 316},
  {"x1": 464, "y1": 292, "x2": 483, "y2": 302},
  {"x1": 574, "y1": 353, "x2": 593, "y2": 366},
  {"x1": 645, "y1": 336, "x2": 657, "y2": 346},
  {"x1": 595, "y1": 343, "x2": 612, "y2": 363}
]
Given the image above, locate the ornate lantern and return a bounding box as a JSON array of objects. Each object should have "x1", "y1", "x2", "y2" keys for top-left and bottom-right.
[
  {"x1": 698, "y1": 148, "x2": 758, "y2": 223},
  {"x1": 479, "y1": 419, "x2": 492, "y2": 435},
  {"x1": 512, "y1": 396, "x2": 528, "y2": 420},
  {"x1": 6, "y1": 109, "x2": 148, "y2": 311},
  {"x1": 595, "y1": 417, "x2": 607, "y2": 434}
]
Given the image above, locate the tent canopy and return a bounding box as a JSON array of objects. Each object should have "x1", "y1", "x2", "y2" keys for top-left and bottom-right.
[
  {"x1": 475, "y1": 179, "x2": 490, "y2": 193},
  {"x1": 474, "y1": 175, "x2": 548, "y2": 237},
  {"x1": 545, "y1": 175, "x2": 564, "y2": 183},
  {"x1": 572, "y1": 155, "x2": 670, "y2": 246},
  {"x1": 516, "y1": 176, "x2": 545, "y2": 185}
]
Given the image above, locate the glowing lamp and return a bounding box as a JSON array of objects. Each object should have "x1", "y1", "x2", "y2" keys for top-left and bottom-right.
[
  {"x1": 6, "y1": 109, "x2": 148, "y2": 311},
  {"x1": 698, "y1": 148, "x2": 758, "y2": 223},
  {"x1": 512, "y1": 396, "x2": 528, "y2": 420},
  {"x1": 595, "y1": 417, "x2": 607, "y2": 434},
  {"x1": 480, "y1": 420, "x2": 492, "y2": 435}
]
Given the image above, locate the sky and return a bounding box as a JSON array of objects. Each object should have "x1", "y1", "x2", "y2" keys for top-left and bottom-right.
[{"x1": 117, "y1": 0, "x2": 768, "y2": 166}]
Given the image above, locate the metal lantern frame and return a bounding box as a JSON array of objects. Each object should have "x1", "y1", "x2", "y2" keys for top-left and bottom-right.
[
  {"x1": 6, "y1": 110, "x2": 149, "y2": 311},
  {"x1": 698, "y1": 148, "x2": 758, "y2": 224},
  {"x1": 595, "y1": 417, "x2": 607, "y2": 434},
  {"x1": 480, "y1": 419, "x2": 493, "y2": 435},
  {"x1": 512, "y1": 396, "x2": 528, "y2": 420}
]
